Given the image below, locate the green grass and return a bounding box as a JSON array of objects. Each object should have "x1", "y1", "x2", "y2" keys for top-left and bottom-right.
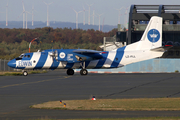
[
  {"x1": 29, "y1": 70, "x2": 47, "y2": 74},
  {"x1": 0, "y1": 71, "x2": 22, "y2": 76},
  {"x1": 31, "y1": 98, "x2": 180, "y2": 111},
  {"x1": 31, "y1": 117, "x2": 180, "y2": 120},
  {"x1": 0, "y1": 70, "x2": 47, "y2": 76}
]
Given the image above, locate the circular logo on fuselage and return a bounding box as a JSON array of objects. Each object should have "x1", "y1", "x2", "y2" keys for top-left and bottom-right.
[
  {"x1": 147, "y1": 29, "x2": 160, "y2": 43},
  {"x1": 59, "y1": 52, "x2": 66, "y2": 59}
]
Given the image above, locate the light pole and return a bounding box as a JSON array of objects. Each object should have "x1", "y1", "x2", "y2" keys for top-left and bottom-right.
[{"x1": 29, "y1": 38, "x2": 38, "y2": 53}]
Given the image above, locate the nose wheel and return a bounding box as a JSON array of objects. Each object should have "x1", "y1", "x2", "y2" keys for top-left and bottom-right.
[{"x1": 23, "y1": 71, "x2": 28, "y2": 76}]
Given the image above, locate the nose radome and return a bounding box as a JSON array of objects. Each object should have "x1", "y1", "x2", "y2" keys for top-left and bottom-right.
[{"x1": 8, "y1": 59, "x2": 16, "y2": 68}]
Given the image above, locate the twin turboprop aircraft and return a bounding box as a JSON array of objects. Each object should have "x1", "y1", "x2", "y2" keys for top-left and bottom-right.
[{"x1": 8, "y1": 16, "x2": 167, "y2": 76}]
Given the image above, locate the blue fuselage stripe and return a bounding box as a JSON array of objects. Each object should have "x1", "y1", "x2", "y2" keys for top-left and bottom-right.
[
  {"x1": 94, "y1": 52, "x2": 109, "y2": 68},
  {"x1": 78, "y1": 61, "x2": 91, "y2": 69},
  {"x1": 85, "y1": 61, "x2": 91, "y2": 68},
  {"x1": 110, "y1": 47, "x2": 126, "y2": 68},
  {"x1": 50, "y1": 60, "x2": 60, "y2": 69},
  {"x1": 65, "y1": 63, "x2": 74, "y2": 69},
  {"x1": 35, "y1": 53, "x2": 48, "y2": 69}
]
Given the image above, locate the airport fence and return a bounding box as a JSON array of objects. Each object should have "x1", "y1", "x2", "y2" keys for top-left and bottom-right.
[{"x1": 0, "y1": 59, "x2": 14, "y2": 71}]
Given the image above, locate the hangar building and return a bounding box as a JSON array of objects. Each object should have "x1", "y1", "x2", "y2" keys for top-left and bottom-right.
[{"x1": 117, "y1": 5, "x2": 180, "y2": 58}]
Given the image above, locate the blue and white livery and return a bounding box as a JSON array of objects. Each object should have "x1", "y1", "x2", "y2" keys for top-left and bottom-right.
[{"x1": 8, "y1": 16, "x2": 167, "y2": 76}]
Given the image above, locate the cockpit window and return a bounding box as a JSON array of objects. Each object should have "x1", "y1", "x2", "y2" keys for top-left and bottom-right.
[
  {"x1": 23, "y1": 55, "x2": 31, "y2": 58},
  {"x1": 19, "y1": 54, "x2": 24, "y2": 58},
  {"x1": 15, "y1": 54, "x2": 24, "y2": 60}
]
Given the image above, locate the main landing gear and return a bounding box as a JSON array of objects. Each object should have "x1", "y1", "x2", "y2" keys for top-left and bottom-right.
[
  {"x1": 80, "y1": 69, "x2": 88, "y2": 75},
  {"x1": 66, "y1": 68, "x2": 88, "y2": 75},
  {"x1": 66, "y1": 69, "x2": 74, "y2": 75},
  {"x1": 66, "y1": 61, "x2": 88, "y2": 76}
]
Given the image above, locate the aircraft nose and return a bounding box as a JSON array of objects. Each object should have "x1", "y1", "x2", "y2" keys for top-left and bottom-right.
[{"x1": 8, "y1": 59, "x2": 16, "y2": 68}]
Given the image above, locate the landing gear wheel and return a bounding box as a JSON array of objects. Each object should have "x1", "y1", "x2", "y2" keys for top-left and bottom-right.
[
  {"x1": 67, "y1": 69, "x2": 74, "y2": 75},
  {"x1": 23, "y1": 71, "x2": 28, "y2": 76},
  {"x1": 80, "y1": 69, "x2": 88, "y2": 75}
]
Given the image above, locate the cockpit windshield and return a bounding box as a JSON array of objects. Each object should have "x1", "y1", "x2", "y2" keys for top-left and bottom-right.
[
  {"x1": 15, "y1": 53, "x2": 25, "y2": 60},
  {"x1": 19, "y1": 54, "x2": 25, "y2": 58}
]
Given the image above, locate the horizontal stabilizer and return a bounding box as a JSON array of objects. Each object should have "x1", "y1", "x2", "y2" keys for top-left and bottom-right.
[{"x1": 150, "y1": 46, "x2": 173, "y2": 52}]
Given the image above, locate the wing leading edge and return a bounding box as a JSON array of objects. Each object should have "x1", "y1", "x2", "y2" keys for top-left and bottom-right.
[{"x1": 73, "y1": 49, "x2": 102, "y2": 53}]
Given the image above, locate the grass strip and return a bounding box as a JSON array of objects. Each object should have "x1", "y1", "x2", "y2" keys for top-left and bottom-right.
[
  {"x1": 32, "y1": 117, "x2": 180, "y2": 120},
  {"x1": 0, "y1": 70, "x2": 47, "y2": 76},
  {"x1": 31, "y1": 98, "x2": 180, "y2": 111}
]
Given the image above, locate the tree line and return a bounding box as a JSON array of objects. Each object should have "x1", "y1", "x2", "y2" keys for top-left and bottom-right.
[{"x1": 0, "y1": 27, "x2": 118, "y2": 59}]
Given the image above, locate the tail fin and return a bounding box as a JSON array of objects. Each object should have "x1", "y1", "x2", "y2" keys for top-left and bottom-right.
[{"x1": 126, "y1": 16, "x2": 162, "y2": 51}]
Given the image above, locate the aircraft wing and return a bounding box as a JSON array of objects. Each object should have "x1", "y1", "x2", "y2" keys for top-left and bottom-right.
[
  {"x1": 73, "y1": 49, "x2": 102, "y2": 53},
  {"x1": 150, "y1": 46, "x2": 173, "y2": 52},
  {"x1": 72, "y1": 49, "x2": 103, "y2": 62}
]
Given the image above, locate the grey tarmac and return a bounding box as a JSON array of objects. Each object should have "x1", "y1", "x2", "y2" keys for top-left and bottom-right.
[{"x1": 1, "y1": 71, "x2": 180, "y2": 120}]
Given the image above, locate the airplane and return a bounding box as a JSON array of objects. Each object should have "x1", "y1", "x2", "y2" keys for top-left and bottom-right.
[{"x1": 8, "y1": 16, "x2": 169, "y2": 76}]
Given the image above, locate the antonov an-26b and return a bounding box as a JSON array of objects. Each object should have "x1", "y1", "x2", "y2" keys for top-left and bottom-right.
[{"x1": 8, "y1": 16, "x2": 168, "y2": 76}]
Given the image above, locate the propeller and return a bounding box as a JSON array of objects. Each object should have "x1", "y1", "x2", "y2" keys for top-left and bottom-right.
[{"x1": 49, "y1": 50, "x2": 58, "y2": 67}]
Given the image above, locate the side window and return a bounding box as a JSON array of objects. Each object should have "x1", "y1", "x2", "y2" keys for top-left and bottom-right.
[{"x1": 24, "y1": 55, "x2": 31, "y2": 58}]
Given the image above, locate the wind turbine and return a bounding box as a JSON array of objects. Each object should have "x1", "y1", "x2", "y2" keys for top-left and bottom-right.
[
  {"x1": 92, "y1": 8, "x2": 95, "y2": 25},
  {"x1": 21, "y1": 1, "x2": 31, "y2": 29},
  {"x1": 97, "y1": 13, "x2": 103, "y2": 31},
  {"x1": 32, "y1": 5, "x2": 34, "y2": 26},
  {"x1": 124, "y1": 7, "x2": 129, "y2": 28},
  {"x1": 21, "y1": 1, "x2": 26, "y2": 29},
  {"x1": 6, "y1": 0, "x2": 8, "y2": 26},
  {"x1": 72, "y1": 8, "x2": 82, "y2": 29},
  {"x1": 32, "y1": 4, "x2": 38, "y2": 26},
  {"x1": 25, "y1": 10, "x2": 31, "y2": 29},
  {"x1": 43, "y1": 1, "x2": 53, "y2": 27},
  {"x1": 82, "y1": 5, "x2": 87, "y2": 25},
  {"x1": 115, "y1": 7, "x2": 124, "y2": 24},
  {"x1": 18, "y1": 1, "x2": 30, "y2": 29},
  {"x1": 102, "y1": 17, "x2": 105, "y2": 32},
  {"x1": 86, "y1": 3, "x2": 93, "y2": 25}
]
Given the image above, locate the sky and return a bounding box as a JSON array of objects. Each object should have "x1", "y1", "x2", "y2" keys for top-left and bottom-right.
[{"x1": 0, "y1": 0, "x2": 180, "y2": 26}]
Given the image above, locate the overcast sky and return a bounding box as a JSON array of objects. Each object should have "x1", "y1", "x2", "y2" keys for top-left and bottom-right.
[{"x1": 0, "y1": 0, "x2": 179, "y2": 26}]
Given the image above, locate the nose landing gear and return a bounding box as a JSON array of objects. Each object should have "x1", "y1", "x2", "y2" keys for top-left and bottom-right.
[{"x1": 23, "y1": 71, "x2": 28, "y2": 76}]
